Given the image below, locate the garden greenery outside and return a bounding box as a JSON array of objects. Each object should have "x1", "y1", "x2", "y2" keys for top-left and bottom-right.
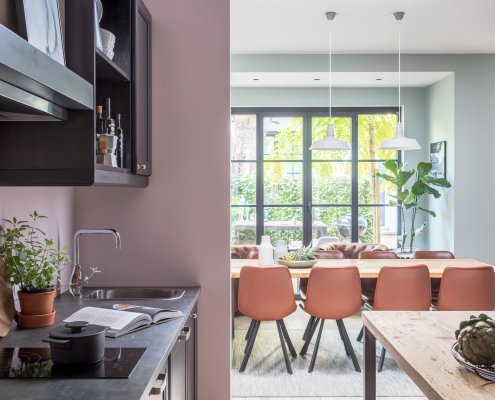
[{"x1": 231, "y1": 114, "x2": 398, "y2": 247}]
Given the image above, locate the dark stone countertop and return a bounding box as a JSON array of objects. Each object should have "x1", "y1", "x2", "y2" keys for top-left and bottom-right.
[{"x1": 0, "y1": 286, "x2": 201, "y2": 400}]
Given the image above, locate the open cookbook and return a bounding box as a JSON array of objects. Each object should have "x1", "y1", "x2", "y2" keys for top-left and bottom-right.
[{"x1": 62, "y1": 304, "x2": 184, "y2": 337}]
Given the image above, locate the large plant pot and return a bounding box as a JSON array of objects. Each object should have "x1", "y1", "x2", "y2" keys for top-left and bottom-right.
[
  {"x1": 17, "y1": 290, "x2": 56, "y2": 329},
  {"x1": 390, "y1": 247, "x2": 420, "y2": 259}
]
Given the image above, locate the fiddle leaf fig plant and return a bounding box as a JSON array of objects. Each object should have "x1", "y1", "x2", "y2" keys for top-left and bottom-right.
[
  {"x1": 375, "y1": 160, "x2": 415, "y2": 253},
  {"x1": 375, "y1": 161, "x2": 451, "y2": 253},
  {"x1": 0, "y1": 211, "x2": 71, "y2": 293},
  {"x1": 408, "y1": 162, "x2": 451, "y2": 251}
]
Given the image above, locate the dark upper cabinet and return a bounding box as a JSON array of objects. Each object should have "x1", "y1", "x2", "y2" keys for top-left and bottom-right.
[
  {"x1": 132, "y1": 0, "x2": 152, "y2": 176},
  {"x1": 0, "y1": 0, "x2": 152, "y2": 187}
]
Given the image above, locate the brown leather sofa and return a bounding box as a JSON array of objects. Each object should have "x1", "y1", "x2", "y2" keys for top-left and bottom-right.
[
  {"x1": 232, "y1": 243, "x2": 388, "y2": 314},
  {"x1": 318, "y1": 243, "x2": 389, "y2": 258},
  {"x1": 231, "y1": 245, "x2": 257, "y2": 260}
]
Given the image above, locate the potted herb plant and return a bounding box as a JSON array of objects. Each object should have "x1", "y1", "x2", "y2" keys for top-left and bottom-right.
[{"x1": 0, "y1": 212, "x2": 70, "y2": 328}]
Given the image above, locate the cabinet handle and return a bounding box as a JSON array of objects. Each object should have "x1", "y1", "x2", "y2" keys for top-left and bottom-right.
[
  {"x1": 190, "y1": 313, "x2": 197, "y2": 319},
  {"x1": 149, "y1": 372, "x2": 167, "y2": 395},
  {"x1": 137, "y1": 164, "x2": 147, "y2": 170},
  {"x1": 178, "y1": 326, "x2": 191, "y2": 341}
]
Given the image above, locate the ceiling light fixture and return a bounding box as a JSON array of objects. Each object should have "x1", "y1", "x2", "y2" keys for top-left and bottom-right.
[
  {"x1": 379, "y1": 12, "x2": 421, "y2": 151},
  {"x1": 310, "y1": 12, "x2": 350, "y2": 151}
]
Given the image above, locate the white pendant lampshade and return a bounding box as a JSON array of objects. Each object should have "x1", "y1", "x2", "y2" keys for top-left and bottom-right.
[
  {"x1": 379, "y1": 122, "x2": 421, "y2": 150},
  {"x1": 379, "y1": 12, "x2": 421, "y2": 152},
  {"x1": 309, "y1": 12, "x2": 350, "y2": 152},
  {"x1": 310, "y1": 123, "x2": 351, "y2": 151}
]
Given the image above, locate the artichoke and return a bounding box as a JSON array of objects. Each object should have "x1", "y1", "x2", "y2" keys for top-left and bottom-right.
[{"x1": 456, "y1": 313, "x2": 495, "y2": 366}]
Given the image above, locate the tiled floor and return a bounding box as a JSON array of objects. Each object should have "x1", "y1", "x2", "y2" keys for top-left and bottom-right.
[{"x1": 233, "y1": 303, "x2": 426, "y2": 400}]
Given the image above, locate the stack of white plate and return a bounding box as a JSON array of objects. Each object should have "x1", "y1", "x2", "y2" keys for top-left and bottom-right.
[{"x1": 100, "y1": 28, "x2": 116, "y2": 60}]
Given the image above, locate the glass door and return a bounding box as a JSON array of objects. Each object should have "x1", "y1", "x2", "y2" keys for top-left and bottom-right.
[
  {"x1": 263, "y1": 115, "x2": 304, "y2": 247},
  {"x1": 231, "y1": 107, "x2": 401, "y2": 249}
]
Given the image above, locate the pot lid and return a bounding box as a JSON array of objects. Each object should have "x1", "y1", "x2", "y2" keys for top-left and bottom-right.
[{"x1": 48, "y1": 321, "x2": 109, "y2": 339}]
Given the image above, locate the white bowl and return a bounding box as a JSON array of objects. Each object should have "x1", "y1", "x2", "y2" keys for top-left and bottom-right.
[{"x1": 100, "y1": 28, "x2": 115, "y2": 39}]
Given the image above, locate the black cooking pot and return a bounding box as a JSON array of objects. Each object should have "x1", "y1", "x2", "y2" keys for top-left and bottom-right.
[{"x1": 42, "y1": 321, "x2": 109, "y2": 366}]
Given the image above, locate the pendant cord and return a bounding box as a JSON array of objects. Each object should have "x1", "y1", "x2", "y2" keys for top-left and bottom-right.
[
  {"x1": 398, "y1": 19, "x2": 401, "y2": 123},
  {"x1": 329, "y1": 20, "x2": 332, "y2": 121}
]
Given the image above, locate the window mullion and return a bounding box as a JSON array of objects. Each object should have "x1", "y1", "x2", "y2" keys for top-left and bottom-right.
[
  {"x1": 256, "y1": 113, "x2": 264, "y2": 245},
  {"x1": 351, "y1": 113, "x2": 359, "y2": 243}
]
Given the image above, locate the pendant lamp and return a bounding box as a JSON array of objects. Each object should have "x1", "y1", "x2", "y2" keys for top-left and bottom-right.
[
  {"x1": 310, "y1": 12, "x2": 350, "y2": 151},
  {"x1": 379, "y1": 12, "x2": 421, "y2": 151}
]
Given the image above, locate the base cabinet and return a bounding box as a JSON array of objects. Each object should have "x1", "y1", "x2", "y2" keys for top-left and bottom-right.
[{"x1": 168, "y1": 306, "x2": 197, "y2": 400}]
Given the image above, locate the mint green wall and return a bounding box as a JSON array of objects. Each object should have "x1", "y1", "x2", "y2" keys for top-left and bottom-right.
[
  {"x1": 426, "y1": 74, "x2": 455, "y2": 253},
  {"x1": 231, "y1": 86, "x2": 429, "y2": 250}
]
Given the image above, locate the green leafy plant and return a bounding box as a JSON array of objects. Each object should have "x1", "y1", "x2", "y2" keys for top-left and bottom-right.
[
  {"x1": 375, "y1": 161, "x2": 451, "y2": 252},
  {"x1": 374, "y1": 160, "x2": 415, "y2": 253},
  {"x1": 407, "y1": 162, "x2": 451, "y2": 251},
  {"x1": 0, "y1": 211, "x2": 98, "y2": 293}
]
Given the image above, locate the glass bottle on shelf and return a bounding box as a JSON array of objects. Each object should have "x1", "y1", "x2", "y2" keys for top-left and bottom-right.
[
  {"x1": 116, "y1": 114, "x2": 124, "y2": 168},
  {"x1": 96, "y1": 105, "x2": 104, "y2": 136},
  {"x1": 104, "y1": 98, "x2": 115, "y2": 134}
]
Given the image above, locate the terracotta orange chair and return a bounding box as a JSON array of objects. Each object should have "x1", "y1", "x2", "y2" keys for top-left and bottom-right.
[
  {"x1": 300, "y1": 250, "x2": 344, "y2": 341},
  {"x1": 300, "y1": 266, "x2": 362, "y2": 373},
  {"x1": 372, "y1": 264, "x2": 431, "y2": 372},
  {"x1": 356, "y1": 251, "x2": 398, "y2": 342},
  {"x1": 436, "y1": 265, "x2": 495, "y2": 311},
  {"x1": 238, "y1": 265, "x2": 297, "y2": 374},
  {"x1": 414, "y1": 250, "x2": 455, "y2": 306}
]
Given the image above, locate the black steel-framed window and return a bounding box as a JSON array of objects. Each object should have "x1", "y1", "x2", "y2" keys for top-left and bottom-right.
[{"x1": 231, "y1": 107, "x2": 402, "y2": 247}]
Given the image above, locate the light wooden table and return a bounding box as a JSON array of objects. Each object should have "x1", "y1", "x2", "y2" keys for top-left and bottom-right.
[
  {"x1": 231, "y1": 258, "x2": 489, "y2": 279},
  {"x1": 362, "y1": 311, "x2": 495, "y2": 400}
]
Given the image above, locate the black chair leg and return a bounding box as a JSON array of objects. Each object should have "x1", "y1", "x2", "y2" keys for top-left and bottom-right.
[
  {"x1": 308, "y1": 319, "x2": 324, "y2": 373},
  {"x1": 279, "y1": 319, "x2": 297, "y2": 357},
  {"x1": 377, "y1": 347, "x2": 386, "y2": 372},
  {"x1": 240, "y1": 320, "x2": 260, "y2": 372},
  {"x1": 337, "y1": 319, "x2": 361, "y2": 372},
  {"x1": 245, "y1": 319, "x2": 255, "y2": 341},
  {"x1": 276, "y1": 320, "x2": 293, "y2": 374},
  {"x1": 300, "y1": 317, "x2": 320, "y2": 355},
  {"x1": 357, "y1": 326, "x2": 364, "y2": 342},
  {"x1": 302, "y1": 316, "x2": 315, "y2": 340},
  {"x1": 336, "y1": 320, "x2": 350, "y2": 355}
]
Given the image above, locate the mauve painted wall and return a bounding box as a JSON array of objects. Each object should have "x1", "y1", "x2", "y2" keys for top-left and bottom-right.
[
  {"x1": 0, "y1": 187, "x2": 75, "y2": 303},
  {"x1": 73, "y1": 0, "x2": 231, "y2": 399}
]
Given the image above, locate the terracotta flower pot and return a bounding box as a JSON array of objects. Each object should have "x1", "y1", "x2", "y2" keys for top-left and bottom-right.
[
  {"x1": 18, "y1": 310, "x2": 56, "y2": 329},
  {"x1": 18, "y1": 290, "x2": 55, "y2": 316}
]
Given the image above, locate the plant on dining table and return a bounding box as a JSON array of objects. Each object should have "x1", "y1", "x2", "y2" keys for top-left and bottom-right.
[{"x1": 375, "y1": 160, "x2": 451, "y2": 253}]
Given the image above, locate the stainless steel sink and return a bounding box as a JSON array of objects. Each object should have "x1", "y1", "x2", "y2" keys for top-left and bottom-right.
[{"x1": 82, "y1": 288, "x2": 185, "y2": 300}]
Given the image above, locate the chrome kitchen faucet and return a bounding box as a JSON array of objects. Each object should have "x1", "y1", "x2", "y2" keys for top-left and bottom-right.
[{"x1": 70, "y1": 229, "x2": 121, "y2": 296}]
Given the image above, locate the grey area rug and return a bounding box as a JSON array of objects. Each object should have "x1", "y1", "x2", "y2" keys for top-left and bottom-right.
[{"x1": 232, "y1": 327, "x2": 424, "y2": 397}]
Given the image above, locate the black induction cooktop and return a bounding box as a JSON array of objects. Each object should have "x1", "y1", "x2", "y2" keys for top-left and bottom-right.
[{"x1": 0, "y1": 347, "x2": 147, "y2": 379}]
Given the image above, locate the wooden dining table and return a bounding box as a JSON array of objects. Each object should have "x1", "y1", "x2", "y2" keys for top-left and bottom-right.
[
  {"x1": 363, "y1": 311, "x2": 495, "y2": 400},
  {"x1": 231, "y1": 258, "x2": 490, "y2": 278}
]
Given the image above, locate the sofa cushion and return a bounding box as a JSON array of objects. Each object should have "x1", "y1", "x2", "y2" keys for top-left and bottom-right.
[{"x1": 319, "y1": 243, "x2": 388, "y2": 259}]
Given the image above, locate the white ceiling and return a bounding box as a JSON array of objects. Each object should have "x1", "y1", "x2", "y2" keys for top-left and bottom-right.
[
  {"x1": 231, "y1": 72, "x2": 453, "y2": 87},
  {"x1": 231, "y1": 0, "x2": 495, "y2": 54}
]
